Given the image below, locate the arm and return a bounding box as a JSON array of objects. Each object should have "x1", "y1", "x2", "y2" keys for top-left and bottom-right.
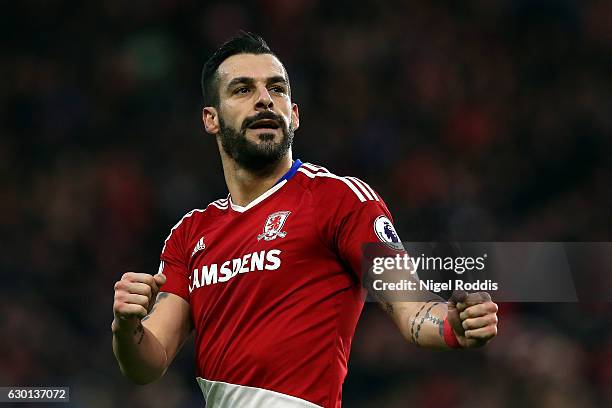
[
  {"x1": 365, "y1": 269, "x2": 497, "y2": 349},
  {"x1": 369, "y1": 269, "x2": 498, "y2": 349},
  {"x1": 321, "y1": 179, "x2": 498, "y2": 348},
  {"x1": 112, "y1": 272, "x2": 192, "y2": 384}
]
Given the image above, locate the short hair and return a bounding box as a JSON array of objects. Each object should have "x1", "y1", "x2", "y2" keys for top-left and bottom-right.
[{"x1": 201, "y1": 31, "x2": 287, "y2": 108}]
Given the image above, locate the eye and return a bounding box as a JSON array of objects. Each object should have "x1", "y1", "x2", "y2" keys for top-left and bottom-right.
[
  {"x1": 271, "y1": 86, "x2": 287, "y2": 94},
  {"x1": 234, "y1": 86, "x2": 250, "y2": 95}
]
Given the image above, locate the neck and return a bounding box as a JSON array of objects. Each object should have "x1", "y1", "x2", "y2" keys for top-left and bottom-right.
[{"x1": 220, "y1": 150, "x2": 293, "y2": 208}]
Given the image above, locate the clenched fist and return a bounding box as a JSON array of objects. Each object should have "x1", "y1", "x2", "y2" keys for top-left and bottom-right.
[
  {"x1": 447, "y1": 290, "x2": 498, "y2": 348},
  {"x1": 112, "y1": 272, "x2": 166, "y2": 333}
]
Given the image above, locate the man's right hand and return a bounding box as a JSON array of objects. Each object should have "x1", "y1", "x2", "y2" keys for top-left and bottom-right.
[{"x1": 112, "y1": 272, "x2": 167, "y2": 333}]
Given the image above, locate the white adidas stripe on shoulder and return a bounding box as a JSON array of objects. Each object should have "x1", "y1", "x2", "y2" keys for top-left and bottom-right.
[
  {"x1": 211, "y1": 198, "x2": 228, "y2": 210},
  {"x1": 297, "y1": 165, "x2": 379, "y2": 203},
  {"x1": 301, "y1": 162, "x2": 330, "y2": 173},
  {"x1": 161, "y1": 197, "x2": 227, "y2": 253},
  {"x1": 297, "y1": 167, "x2": 365, "y2": 201},
  {"x1": 162, "y1": 208, "x2": 206, "y2": 254},
  {"x1": 347, "y1": 176, "x2": 380, "y2": 201}
]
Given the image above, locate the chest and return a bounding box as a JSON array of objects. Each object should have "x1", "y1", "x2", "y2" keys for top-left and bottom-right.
[{"x1": 186, "y1": 193, "x2": 325, "y2": 294}]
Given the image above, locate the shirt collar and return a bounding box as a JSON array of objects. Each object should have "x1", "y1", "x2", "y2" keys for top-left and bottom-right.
[{"x1": 275, "y1": 159, "x2": 302, "y2": 185}]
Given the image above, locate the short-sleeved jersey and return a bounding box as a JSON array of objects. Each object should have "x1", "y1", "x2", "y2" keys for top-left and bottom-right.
[{"x1": 160, "y1": 160, "x2": 401, "y2": 408}]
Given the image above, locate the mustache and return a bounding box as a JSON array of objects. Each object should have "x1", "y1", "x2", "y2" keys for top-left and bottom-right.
[{"x1": 241, "y1": 111, "x2": 287, "y2": 130}]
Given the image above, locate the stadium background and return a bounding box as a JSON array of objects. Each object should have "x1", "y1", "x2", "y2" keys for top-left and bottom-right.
[{"x1": 2, "y1": 1, "x2": 611, "y2": 406}]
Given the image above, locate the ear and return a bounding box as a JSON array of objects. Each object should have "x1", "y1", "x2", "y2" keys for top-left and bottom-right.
[
  {"x1": 202, "y1": 106, "x2": 220, "y2": 134},
  {"x1": 291, "y1": 103, "x2": 300, "y2": 131}
]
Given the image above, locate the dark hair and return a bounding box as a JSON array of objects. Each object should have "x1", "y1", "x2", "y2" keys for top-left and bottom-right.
[{"x1": 201, "y1": 31, "x2": 285, "y2": 108}]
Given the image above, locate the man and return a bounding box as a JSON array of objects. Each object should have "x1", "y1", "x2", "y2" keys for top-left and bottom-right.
[{"x1": 112, "y1": 32, "x2": 498, "y2": 407}]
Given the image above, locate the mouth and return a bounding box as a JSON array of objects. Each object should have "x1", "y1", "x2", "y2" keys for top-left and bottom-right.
[{"x1": 248, "y1": 119, "x2": 280, "y2": 131}]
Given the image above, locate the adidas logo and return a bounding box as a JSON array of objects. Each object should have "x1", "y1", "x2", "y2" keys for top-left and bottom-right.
[{"x1": 191, "y1": 237, "x2": 206, "y2": 258}]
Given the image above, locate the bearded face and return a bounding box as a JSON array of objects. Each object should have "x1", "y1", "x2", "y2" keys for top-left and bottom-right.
[
  {"x1": 217, "y1": 109, "x2": 294, "y2": 172},
  {"x1": 204, "y1": 54, "x2": 300, "y2": 170}
]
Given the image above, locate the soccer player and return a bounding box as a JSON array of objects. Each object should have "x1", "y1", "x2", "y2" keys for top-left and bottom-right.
[{"x1": 112, "y1": 32, "x2": 498, "y2": 407}]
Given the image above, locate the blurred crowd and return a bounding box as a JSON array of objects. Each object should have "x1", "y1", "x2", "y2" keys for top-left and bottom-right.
[{"x1": 1, "y1": 0, "x2": 611, "y2": 407}]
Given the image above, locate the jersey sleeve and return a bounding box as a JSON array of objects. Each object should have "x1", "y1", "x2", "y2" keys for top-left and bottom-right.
[
  {"x1": 319, "y1": 178, "x2": 404, "y2": 282},
  {"x1": 159, "y1": 218, "x2": 191, "y2": 301}
]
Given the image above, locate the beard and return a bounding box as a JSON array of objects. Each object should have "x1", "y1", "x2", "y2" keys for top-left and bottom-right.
[{"x1": 217, "y1": 111, "x2": 294, "y2": 172}]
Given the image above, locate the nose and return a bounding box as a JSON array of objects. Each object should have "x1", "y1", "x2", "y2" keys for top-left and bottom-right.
[{"x1": 254, "y1": 86, "x2": 274, "y2": 111}]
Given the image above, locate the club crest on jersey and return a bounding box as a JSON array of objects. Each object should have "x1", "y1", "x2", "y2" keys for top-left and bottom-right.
[
  {"x1": 258, "y1": 211, "x2": 291, "y2": 241},
  {"x1": 373, "y1": 215, "x2": 404, "y2": 251}
]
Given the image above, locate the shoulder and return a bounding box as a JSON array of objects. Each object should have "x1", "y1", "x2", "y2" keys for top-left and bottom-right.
[
  {"x1": 161, "y1": 197, "x2": 228, "y2": 253},
  {"x1": 295, "y1": 162, "x2": 382, "y2": 204},
  {"x1": 170, "y1": 197, "x2": 228, "y2": 228}
]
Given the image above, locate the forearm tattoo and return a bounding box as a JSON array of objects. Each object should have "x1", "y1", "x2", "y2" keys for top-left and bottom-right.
[
  {"x1": 136, "y1": 292, "x2": 169, "y2": 345},
  {"x1": 134, "y1": 323, "x2": 145, "y2": 345},
  {"x1": 368, "y1": 283, "x2": 395, "y2": 316},
  {"x1": 142, "y1": 292, "x2": 169, "y2": 321},
  {"x1": 382, "y1": 301, "x2": 393, "y2": 316},
  {"x1": 410, "y1": 301, "x2": 443, "y2": 346},
  {"x1": 436, "y1": 315, "x2": 444, "y2": 338},
  {"x1": 410, "y1": 302, "x2": 429, "y2": 344}
]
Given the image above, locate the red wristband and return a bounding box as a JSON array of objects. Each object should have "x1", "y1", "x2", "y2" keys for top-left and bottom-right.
[{"x1": 443, "y1": 317, "x2": 461, "y2": 349}]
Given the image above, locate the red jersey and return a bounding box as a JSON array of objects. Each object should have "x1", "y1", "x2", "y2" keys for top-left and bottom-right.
[{"x1": 159, "y1": 160, "x2": 401, "y2": 408}]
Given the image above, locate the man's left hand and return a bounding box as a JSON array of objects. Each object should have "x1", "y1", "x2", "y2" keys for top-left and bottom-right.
[{"x1": 447, "y1": 291, "x2": 498, "y2": 348}]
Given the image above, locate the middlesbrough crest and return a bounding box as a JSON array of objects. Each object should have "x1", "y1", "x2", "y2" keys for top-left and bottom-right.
[{"x1": 258, "y1": 211, "x2": 291, "y2": 241}]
